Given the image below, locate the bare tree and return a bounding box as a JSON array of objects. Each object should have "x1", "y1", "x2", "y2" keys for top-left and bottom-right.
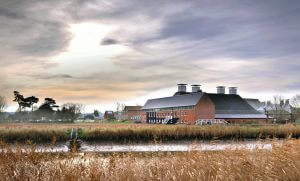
[
  {"x1": 271, "y1": 95, "x2": 287, "y2": 123},
  {"x1": 0, "y1": 96, "x2": 7, "y2": 120},
  {"x1": 116, "y1": 102, "x2": 126, "y2": 120},
  {"x1": 58, "y1": 103, "x2": 84, "y2": 122},
  {"x1": 291, "y1": 94, "x2": 300, "y2": 121},
  {"x1": 0, "y1": 95, "x2": 7, "y2": 113},
  {"x1": 291, "y1": 94, "x2": 300, "y2": 109},
  {"x1": 272, "y1": 95, "x2": 285, "y2": 110}
]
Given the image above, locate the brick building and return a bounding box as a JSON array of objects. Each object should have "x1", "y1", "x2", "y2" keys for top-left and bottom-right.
[
  {"x1": 104, "y1": 111, "x2": 115, "y2": 120},
  {"x1": 123, "y1": 106, "x2": 142, "y2": 121},
  {"x1": 141, "y1": 84, "x2": 266, "y2": 124}
]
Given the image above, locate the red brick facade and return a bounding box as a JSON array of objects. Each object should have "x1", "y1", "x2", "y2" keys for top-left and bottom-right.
[
  {"x1": 123, "y1": 106, "x2": 142, "y2": 121},
  {"x1": 125, "y1": 110, "x2": 142, "y2": 120},
  {"x1": 141, "y1": 94, "x2": 215, "y2": 124},
  {"x1": 193, "y1": 95, "x2": 215, "y2": 123}
]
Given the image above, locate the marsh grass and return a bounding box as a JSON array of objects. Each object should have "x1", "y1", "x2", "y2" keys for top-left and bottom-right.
[
  {"x1": 0, "y1": 139, "x2": 299, "y2": 180},
  {"x1": 0, "y1": 123, "x2": 300, "y2": 143}
]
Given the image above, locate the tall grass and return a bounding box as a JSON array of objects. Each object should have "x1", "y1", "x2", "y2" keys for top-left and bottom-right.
[
  {"x1": 1, "y1": 123, "x2": 300, "y2": 143},
  {"x1": 0, "y1": 139, "x2": 299, "y2": 180}
]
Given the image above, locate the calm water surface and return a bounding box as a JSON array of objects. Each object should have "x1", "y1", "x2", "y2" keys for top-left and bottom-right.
[{"x1": 4, "y1": 140, "x2": 282, "y2": 153}]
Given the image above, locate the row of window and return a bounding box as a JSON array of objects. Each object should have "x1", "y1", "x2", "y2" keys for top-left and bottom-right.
[
  {"x1": 130, "y1": 116, "x2": 141, "y2": 120},
  {"x1": 148, "y1": 111, "x2": 188, "y2": 117},
  {"x1": 148, "y1": 119, "x2": 190, "y2": 124}
]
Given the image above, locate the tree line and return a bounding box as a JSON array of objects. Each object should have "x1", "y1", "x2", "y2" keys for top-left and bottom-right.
[{"x1": 0, "y1": 91, "x2": 84, "y2": 123}]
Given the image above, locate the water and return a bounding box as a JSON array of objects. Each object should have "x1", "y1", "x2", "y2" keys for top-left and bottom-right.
[{"x1": 3, "y1": 140, "x2": 281, "y2": 153}]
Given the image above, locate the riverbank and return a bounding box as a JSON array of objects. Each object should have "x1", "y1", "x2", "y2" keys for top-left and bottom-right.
[
  {"x1": 0, "y1": 123, "x2": 300, "y2": 143},
  {"x1": 0, "y1": 139, "x2": 299, "y2": 180}
]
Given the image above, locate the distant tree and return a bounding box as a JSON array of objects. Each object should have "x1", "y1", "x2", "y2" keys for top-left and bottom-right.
[
  {"x1": 84, "y1": 114, "x2": 95, "y2": 120},
  {"x1": 116, "y1": 102, "x2": 121, "y2": 113},
  {"x1": 13, "y1": 91, "x2": 39, "y2": 112},
  {"x1": 291, "y1": 94, "x2": 300, "y2": 109},
  {"x1": 291, "y1": 94, "x2": 300, "y2": 121},
  {"x1": 58, "y1": 103, "x2": 84, "y2": 122},
  {"x1": 0, "y1": 95, "x2": 6, "y2": 112},
  {"x1": 0, "y1": 96, "x2": 7, "y2": 120},
  {"x1": 272, "y1": 95, "x2": 285, "y2": 110},
  {"x1": 271, "y1": 95, "x2": 288, "y2": 123},
  {"x1": 38, "y1": 98, "x2": 59, "y2": 111},
  {"x1": 37, "y1": 98, "x2": 59, "y2": 120},
  {"x1": 13, "y1": 91, "x2": 25, "y2": 111},
  {"x1": 116, "y1": 102, "x2": 126, "y2": 120},
  {"x1": 94, "y1": 110, "x2": 100, "y2": 117},
  {"x1": 25, "y1": 96, "x2": 39, "y2": 112}
]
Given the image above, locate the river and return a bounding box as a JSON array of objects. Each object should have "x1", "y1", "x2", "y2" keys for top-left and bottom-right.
[{"x1": 2, "y1": 140, "x2": 282, "y2": 153}]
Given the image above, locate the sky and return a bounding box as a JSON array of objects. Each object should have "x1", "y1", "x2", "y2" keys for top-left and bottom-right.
[{"x1": 1, "y1": 0, "x2": 300, "y2": 113}]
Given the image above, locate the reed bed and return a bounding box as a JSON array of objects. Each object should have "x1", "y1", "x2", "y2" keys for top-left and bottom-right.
[
  {"x1": 0, "y1": 123, "x2": 300, "y2": 143},
  {"x1": 0, "y1": 139, "x2": 299, "y2": 180}
]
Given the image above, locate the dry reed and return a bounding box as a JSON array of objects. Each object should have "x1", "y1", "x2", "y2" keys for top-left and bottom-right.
[
  {"x1": 0, "y1": 123, "x2": 300, "y2": 143},
  {"x1": 0, "y1": 139, "x2": 299, "y2": 180}
]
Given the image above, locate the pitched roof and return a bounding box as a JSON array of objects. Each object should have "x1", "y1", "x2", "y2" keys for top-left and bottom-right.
[
  {"x1": 142, "y1": 93, "x2": 204, "y2": 110},
  {"x1": 206, "y1": 93, "x2": 264, "y2": 115},
  {"x1": 244, "y1": 98, "x2": 266, "y2": 113},
  {"x1": 244, "y1": 99, "x2": 262, "y2": 109}
]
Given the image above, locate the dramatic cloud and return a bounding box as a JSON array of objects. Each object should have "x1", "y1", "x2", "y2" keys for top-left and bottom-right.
[{"x1": 1, "y1": 0, "x2": 300, "y2": 112}]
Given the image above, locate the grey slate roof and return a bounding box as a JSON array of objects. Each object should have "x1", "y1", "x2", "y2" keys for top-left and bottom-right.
[
  {"x1": 244, "y1": 98, "x2": 266, "y2": 113},
  {"x1": 142, "y1": 93, "x2": 204, "y2": 110},
  {"x1": 206, "y1": 94, "x2": 264, "y2": 116}
]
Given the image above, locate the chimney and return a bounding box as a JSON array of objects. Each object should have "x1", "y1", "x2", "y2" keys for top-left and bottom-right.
[
  {"x1": 177, "y1": 84, "x2": 187, "y2": 93},
  {"x1": 228, "y1": 87, "x2": 238, "y2": 95},
  {"x1": 217, "y1": 86, "x2": 226, "y2": 94},
  {"x1": 191, "y1": 84, "x2": 202, "y2": 93}
]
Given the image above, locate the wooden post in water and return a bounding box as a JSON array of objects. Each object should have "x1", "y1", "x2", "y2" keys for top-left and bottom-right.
[{"x1": 68, "y1": 128, "x2": 82, "y2": 152}]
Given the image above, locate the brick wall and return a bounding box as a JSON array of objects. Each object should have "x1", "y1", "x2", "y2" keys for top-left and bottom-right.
[
  {"x1": 124, "y1": 110, "x2": 142, "y2": 121},
  {"x1": 193, "y1": 94, "x2": 215, "y2": 124}
]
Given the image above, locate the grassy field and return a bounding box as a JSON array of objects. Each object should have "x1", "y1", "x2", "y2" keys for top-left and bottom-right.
[
  {"x1": 0, "y1": 123, "x2": 300, "y2": 143},
  {"x1": 0, "y1": 139, "x2": 299, "y2": 180}
]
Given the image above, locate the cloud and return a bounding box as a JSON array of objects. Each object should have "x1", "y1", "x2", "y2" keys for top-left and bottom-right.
[
  {"x1": 1, "y1": 0, "x2": 300, "y2": 111},
  {"x1": 40, "y1": 74, "x2": 73, "y2": 80},
  {"x1": 100, "y1": 38, "x2": 119, "y2": 45}
]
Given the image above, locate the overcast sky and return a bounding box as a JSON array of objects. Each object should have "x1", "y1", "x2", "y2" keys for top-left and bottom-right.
[{"x1": 1, "y1": 0, "x2": 300, "y2": 112}]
